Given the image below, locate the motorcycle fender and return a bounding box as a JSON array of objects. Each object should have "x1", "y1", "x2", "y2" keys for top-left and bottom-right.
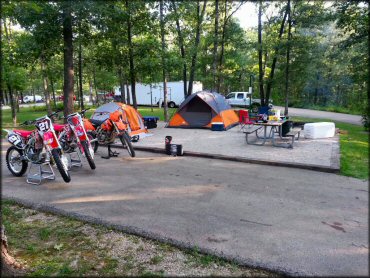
[{"x1": 43, "y1": 131, "x2": 59, "y2": 149}]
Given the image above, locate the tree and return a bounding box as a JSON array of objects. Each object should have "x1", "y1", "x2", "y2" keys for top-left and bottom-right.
[
  {"x1": 62, "y1": 1, "x2": 74, "y2": 118},
  {"x1": 160, "y1": 0, "x2": 169, "y2": 121},
  {"x1": 187, "y1": 0, "x2": 207, "y2": 96}
]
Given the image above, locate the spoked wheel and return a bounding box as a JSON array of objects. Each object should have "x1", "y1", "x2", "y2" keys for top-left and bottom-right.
[
  {"x1": 81, "y1": 140, "x2": 96, "y2": 170},
  {"x1": 51, "y1": 149, "x2": 71, "y2": 183},
  {"x1": 6, "y1": 146, "x2": 28, "y2": 177},
  {"x1": 87, "y1": 131, "x2": 99, "y2": 153},
  {"x1": 119, "y1": 131, "x2": 135, "y2": 157}
]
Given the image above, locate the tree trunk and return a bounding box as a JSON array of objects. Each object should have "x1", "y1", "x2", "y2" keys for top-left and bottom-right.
[
  {"x1": 78, "y1": 34, "x2": 84, "y2": 110},
  {"x1": 212, "y1": 0, "x2": 219, "y2": 91},
  {"x1": 265, "y1": 0, "x2": 289, "y2": 104},
  {"x1": 258, "y1": 0, "x2": 265, "y2": 106},
  {"x1": 126, "y1": 0, "x2": 137, "y2": 109},
  {"x1": 93, "y1": 67, "x2": 99, "y2": 105},
  {"x1": 118, "y1": 67, "x2": 126, "y2": 104},
  {"x1": 284, "y1": 0, "x2": 291, "y2": 116},
  {"x1": 41, "y1": 55, "x2": 52, "y2": 115},
  {"x1": 170, "y1": 0, "x2": 187, "y2": 98},
  {"x1": 7, "y1": 84, "x2": 16, "y2": 126},
  {"x1": 1, "y1": 225, "x2": 25, "y2": 276},
  {"x1": 160, "y1": 0, "x2": 169, "y2": 122},
  {"x1": 89, "y1": 79, "x2": 94, "y2": 105},
  {"x1": 50, "y1": 75, "x2": 57, "y2": 108},
  {"x1": 216, "y1": 1, "x2": 244, "y2": 94},
  {"x1": 62, "y1": 1, "x2": 74, "y2": 120},
  {"x1": 16, "y1": 91, "x2": 20, "y2": 113},
  {"x1": 126, "y1": 79, "x2": 131, "y2": 105},
  {"x1": 187, "y1": 0, "x2": 207, "y2": 96}
]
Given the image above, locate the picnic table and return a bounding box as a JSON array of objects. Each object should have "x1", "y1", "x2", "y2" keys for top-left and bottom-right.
[{"x1": 244, "y1": 119, "x2": 301, "y2": 148}]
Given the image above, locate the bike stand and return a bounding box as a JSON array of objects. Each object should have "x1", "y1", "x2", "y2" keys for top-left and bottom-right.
[
  {"x1": 26, "y1": 161, "x2": 55, "y2": 185},
  {"x1": 101, "y1": 144, "x2": 119, "y2": 159},
  {"x1": 67, "y1": 150, "x2": 83, "y2": 170}
]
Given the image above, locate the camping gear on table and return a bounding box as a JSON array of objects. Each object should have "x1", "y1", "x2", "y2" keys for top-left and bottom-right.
[
  {"x1": 304, "y1": 122, "x2": 335, "y2": 139},
  {"x1": 90, "y1": 102, "x2": 148, "y2": 139},
  {"x1": 167, "y1": 91, "x2": 239, "y2": 130}
]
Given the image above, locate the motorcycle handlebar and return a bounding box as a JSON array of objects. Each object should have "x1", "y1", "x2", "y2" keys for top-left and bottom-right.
[
  {"x1": 79, "y1": 108, "x2": 90, "y2": 116},
  {"x1": 20, "y1": 120, "x2": 35, "y2": 126},
  {"x1": 48, "y1": 110, "x2": 62, "y2": 118}
]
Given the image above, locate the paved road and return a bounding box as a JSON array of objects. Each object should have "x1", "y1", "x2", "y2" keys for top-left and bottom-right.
[
  {"x1": 274, "y1": 106, "x2": 362, "y2": 126},
  {"x1": 2, "y1": 147, "x2": 368, "y2": 276}
]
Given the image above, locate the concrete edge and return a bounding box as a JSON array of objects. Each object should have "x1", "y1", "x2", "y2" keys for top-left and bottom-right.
[
  {"x1": 112, "y1": 144, "x2": 340, "y2": 174},
  {"x1": 3, "y1": 195, "x2": 308, "y2": 277}
]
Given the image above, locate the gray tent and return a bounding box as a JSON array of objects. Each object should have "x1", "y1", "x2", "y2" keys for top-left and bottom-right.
[{"x1": 167, "y1": 91, "x2": 239, "y2": 129}]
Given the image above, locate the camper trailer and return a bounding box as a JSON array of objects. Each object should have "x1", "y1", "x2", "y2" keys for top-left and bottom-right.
[{"x1": 114, "y1": 81, "x2": 203, "y2": 108}]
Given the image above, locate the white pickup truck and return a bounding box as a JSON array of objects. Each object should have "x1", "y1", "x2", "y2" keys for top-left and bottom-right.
[{"x1": 225, "y1": 91, "x2": 272, "y2": 111}]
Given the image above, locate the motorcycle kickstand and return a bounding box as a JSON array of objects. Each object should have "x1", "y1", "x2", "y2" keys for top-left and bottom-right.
[{"x1": 101, "y1": 144, "x2": 119, "y2": 159}]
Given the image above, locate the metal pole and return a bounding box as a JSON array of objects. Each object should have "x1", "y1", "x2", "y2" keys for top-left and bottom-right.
[{"x1": 150, "y1": 83, "x2": 153, "y2": 112}]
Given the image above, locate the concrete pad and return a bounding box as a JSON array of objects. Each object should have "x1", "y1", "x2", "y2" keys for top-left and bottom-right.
[
  {"x1": 135, "y1": 122, "x2": 340, "y2": 170},
  {"x1": 2, "y1": 145, "x2": 368, "y2": 276}
]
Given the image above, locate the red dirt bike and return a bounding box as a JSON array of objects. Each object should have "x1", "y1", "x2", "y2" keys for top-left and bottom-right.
[
  {"x1": 82, "y1": 110, "x2": 135, "y2": 158},
  {"x1": 53, "y1": 109, "x2": 96, "y2": 170},
  {"x1": 4, "y1": 111, "x2": 71, "y2": 183}
]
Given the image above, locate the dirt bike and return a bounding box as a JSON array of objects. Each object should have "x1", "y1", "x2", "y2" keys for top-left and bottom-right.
[
  {"x1": 82, "y1": 110, "x2": 135, "y2": 158},
  {"x1": 4, "y1": 111, "x2": 71, "y2": 183},
  {"x1": 53, "y1": 109, "x2": 96, "y2": 170}
]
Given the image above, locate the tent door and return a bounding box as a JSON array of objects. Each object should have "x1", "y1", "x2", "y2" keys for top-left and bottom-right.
[{"x1": 180, "y1": 97, "x2": 214, "y2": 127}]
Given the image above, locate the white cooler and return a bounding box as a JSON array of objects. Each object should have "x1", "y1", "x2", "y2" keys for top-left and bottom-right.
[{"x1": 304, "y1": 122, "x2": 335, "y2": 139}]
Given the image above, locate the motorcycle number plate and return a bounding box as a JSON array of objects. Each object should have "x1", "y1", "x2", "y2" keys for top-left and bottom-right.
[
  {"x1": 36, "y1": 118, "x2": 52, "y2": 132},
  {"x1": 8, "y1": 133, "x2": 22, "y2": 146}
]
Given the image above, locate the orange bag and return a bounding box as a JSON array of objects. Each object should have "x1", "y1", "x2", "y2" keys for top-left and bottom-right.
[{"x1": 109, "y1": 110, "x2": 122, "y2": 122}]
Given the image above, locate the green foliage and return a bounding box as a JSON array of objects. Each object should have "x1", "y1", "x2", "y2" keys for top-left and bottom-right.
[
  {"x1": 1, "y1": 1, "x2": 366, "y2": 117},
  {"x1": 292, "y1": 116, "x2": 369, "y2": 180}
]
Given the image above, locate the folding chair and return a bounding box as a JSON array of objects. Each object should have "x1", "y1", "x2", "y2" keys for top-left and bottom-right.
[{"x1": 239, "y1": 110, "x2": 255, "y2": 131}]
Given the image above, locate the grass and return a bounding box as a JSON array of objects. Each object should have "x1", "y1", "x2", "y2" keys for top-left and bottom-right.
[
  {"x1": 1, "y1": 200, "x2": 275, "y2": 277},
  {"x1": 291, "y1": 116, "x2": 369, "y2": 180}
]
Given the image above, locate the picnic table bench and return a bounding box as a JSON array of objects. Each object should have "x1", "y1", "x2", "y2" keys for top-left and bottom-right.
[{"x1": 244, "y1": 121, "x2": 302, "y2": 149}]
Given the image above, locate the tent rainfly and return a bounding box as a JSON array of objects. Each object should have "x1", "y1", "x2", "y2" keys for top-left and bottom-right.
[
  {"x1": 90, "y1": 102, "x2": 148, "y2": 138},
  {"x1": 167, "y1": 91, "x2": 239, "y2": 130}
]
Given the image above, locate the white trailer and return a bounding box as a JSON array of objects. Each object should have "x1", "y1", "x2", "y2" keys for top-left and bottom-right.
[{"x1": 114, "y1": 81, "x2": 203, "y2": 108}]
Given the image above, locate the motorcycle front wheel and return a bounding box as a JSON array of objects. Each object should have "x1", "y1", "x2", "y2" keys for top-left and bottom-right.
[
  {"x1": 87, "y1": 131, "x2": 99, "y2": 153},
  {"x1": 6, "y1": 146, "x2": 28, "y2": 177},
  {"x1": 51, "y1": 149, "x2": 71, "y2": 183},
  {"x1": 81, "y1": 140, "x2": 96, "y2": 170},
  {"x1": 119, "y1": 132, "x2": 135, "y2": 157}
]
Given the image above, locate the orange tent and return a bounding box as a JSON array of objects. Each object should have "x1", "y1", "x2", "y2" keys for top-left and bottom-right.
[
  {"x1": 90, "y1": 102, "x2": 148, "y2": 138},
  {"x1": 168, "y1": 91, "x2": 239, "y2": 130}
]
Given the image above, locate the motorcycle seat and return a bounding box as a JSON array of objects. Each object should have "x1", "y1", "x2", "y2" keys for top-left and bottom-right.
[
  {"x1": 89, "y1": 119, "x2": 107, "y2": 127},
  {"x1": 14, "y1": 130, "x2": 33, "y2": 138},
  {"x1": 53, "y1": 124, "x2": 66, "y2": 132}
]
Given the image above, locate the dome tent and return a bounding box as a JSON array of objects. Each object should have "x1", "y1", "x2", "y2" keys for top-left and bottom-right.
[
  {"x1": 90, "y1": 102, "x2": 148, "y2": 138},
  {"x1": 167, "y1": 91, "x2": 239, "y2": 130}
]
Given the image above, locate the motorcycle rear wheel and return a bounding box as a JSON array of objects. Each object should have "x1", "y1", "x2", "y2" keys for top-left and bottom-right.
[
  {"x1": 51, "y1": 149, "x2": 71, "y2": 183},
  {"x1": 6, "y1": 146, "x2": 28, "y2": 177}
]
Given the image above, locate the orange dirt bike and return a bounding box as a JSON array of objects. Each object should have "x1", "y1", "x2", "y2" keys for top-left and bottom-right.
[
  {"x1": 4, "y1": 111, "x2": 71, "y2": 183},
  {"x1": 53, "y1": 109, "x2": 96, "y2": 170},
  {"x1": 82, "y1": 109, "x2": 135, "y2": 158}
]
